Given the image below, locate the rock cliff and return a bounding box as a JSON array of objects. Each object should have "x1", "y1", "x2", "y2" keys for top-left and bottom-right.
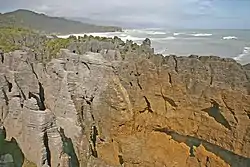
[{"x1": 0, "y1": 38, "x2": 250, "y2": 167}]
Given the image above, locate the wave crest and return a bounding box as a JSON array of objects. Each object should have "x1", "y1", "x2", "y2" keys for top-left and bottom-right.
[
  {"x1": 233, "y1": 47, "x2": 250, "y2": 61},
  {"x1": 190, "y1": 33, "x2": 213, "y2": 37},
  {"x1": 173, "y1": 32, "x2": 185, "y2": 36},
  {"x1": 222, "y1": 36, "x2": 238, "y2": 40},
  {"x1": 124, "y1": 29, "x2": 166, "y2": 35}
]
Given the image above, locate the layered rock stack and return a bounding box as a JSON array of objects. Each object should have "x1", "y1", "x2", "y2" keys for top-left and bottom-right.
[{"x1": 0, "y1": 39, "x2": 250, "y2": 167}]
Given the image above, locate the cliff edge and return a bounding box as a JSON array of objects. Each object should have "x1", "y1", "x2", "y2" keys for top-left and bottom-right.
[{"x1": 0, "y1": 38, "x2": 250, "y2": 167}]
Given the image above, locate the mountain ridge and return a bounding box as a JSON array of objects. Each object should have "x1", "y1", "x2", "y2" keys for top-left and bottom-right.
[{"x1": 0, "y1": 9, "x2": 122, "y2": 34}]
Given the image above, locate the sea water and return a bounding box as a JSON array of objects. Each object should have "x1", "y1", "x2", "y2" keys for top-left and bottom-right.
[{"x1": 58, "y1": 29, "x2": 250, "y2": 65}]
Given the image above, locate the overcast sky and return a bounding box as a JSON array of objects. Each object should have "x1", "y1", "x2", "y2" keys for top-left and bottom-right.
[{"x1": 0, "y1": 0, "x2": 250, "y2": 29}]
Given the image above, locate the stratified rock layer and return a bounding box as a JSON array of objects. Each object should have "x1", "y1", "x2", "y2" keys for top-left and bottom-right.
[{"x1": 0, "y1": 47, "x2": 250, "y2": 167}]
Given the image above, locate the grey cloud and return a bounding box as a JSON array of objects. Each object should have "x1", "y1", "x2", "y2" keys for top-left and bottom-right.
[{"x1": 0, "y1": 0, "x2": 248, "y2": 28}]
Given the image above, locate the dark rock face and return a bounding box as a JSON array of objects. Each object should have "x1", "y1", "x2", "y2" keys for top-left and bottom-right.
[
  {"x1": 0, "y1": 126, "x2": 24, "y2": 167},
  {"x1": 0, "y1": 43, "x2": 250, "y2": 167},
  {"x1": 142, "y1": 38, "x2": 151, "y2": 47}
]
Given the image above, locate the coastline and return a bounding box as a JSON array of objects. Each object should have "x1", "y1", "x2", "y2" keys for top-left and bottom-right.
[{"x1": 57, "y1": 29, "x2": 250, "y2": 65}]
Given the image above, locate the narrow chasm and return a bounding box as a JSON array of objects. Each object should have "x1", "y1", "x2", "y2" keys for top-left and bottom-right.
[
  {"x1": 90, "y1": 125, "x2": 98, "y2": 158},
  {"x1": 153, "y1": 128, "x2": 250, "y2": 167},
  {"x1": 38, "y1": 82, "x2": 46, "y2": 110},
  {"x1": 0, "y1": 52, "x2": 4, "y2": 63},
  {"x1": 4, "y1": 76, "x2": 12, "y2": 92},
  {"x1": 0, "y1": 126, "x2": 25, "y2": 167},
  {"x1": 43, "y1": 131, "x2": 51, "y2": 166},
  {"x1": 59, "y1": 127, "x2": 79, "y2": 167}
]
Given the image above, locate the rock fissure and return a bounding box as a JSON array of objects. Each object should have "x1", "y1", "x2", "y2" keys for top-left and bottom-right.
[
  {"x1": 153, "y1": 127, "x2": 250, "y2": 167},
  {"x1": 221, "y1": 96, "x2": 238, "y2": 124},
  {"x1": 173, "y1": 56, "x2": 178, "y2": 73},
  {"x1": 205, "y1": 157, "x2": 210, "y2": 167},
  {"x1": 209, "y1": 64, "x2": 214, "y2": 86},
  {"x1": 168, "y1": 72, "x2": 173, "y2": 86},
  {"x1": 134, "y1": 65, "x2": 143, "y2": 90},
  {"x1": 0, "y1": 52, "x2": 4, "y2": 63},
  {"x1": 81, "y1": 61, "x2": 91, "y2": 71},
  {"x1": 90, "y1": 125, "x2": 98, "y2": 158},
  {"x1": 43, "y1": 131, "x2": 51, "y2": 166},
  {"x1": 244, "y1": 109, "x2": 250, "y2": 119},
  {"x1": 142, "y1": 96, "x2": 154, "y2": 113},
  {"x1": 38, "y1": 82, "x2": 46, "y2": 110},
  {"x1": 2, "y1": 88, "x2": 9, "y2": 106},
  {"x1": 4, "y1": 76, "x2": 13, "y2": 92},
  {"x1": 14, "y1": 78, "x2": 26, "y2": 101},
  {"x1": 29, "y1": 62, "x2": 39, "y2": 80},
  {"x1": 136, "y1": 78, "x2": 143, "y2": 90},
  {"x1": 58, "y1": 127, "x2": 80, "y2": 167},
  {"x1": 156, "y1": 91, "x2": 178, "y2": 109}
]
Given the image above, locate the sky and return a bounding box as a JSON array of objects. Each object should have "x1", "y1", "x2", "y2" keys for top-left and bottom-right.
[{"x1": 0, "y1": 0, "x2": 250, "y2": 29}]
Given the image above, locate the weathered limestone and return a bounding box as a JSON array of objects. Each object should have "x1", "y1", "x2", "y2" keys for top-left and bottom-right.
[{"x1": 0, "y1": 46, "x2": 250, "y2": 167}]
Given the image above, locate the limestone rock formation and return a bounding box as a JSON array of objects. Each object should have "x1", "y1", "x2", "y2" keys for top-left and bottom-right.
[{"x1": 0, "y1": 42, "x2": 250, "y2": 167}]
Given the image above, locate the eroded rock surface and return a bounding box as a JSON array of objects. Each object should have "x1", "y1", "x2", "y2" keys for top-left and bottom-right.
[{"x1": 0, "y1": 46, "x2": 250, "y2": 167}]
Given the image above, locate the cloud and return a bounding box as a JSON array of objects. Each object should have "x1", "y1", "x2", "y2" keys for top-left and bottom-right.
[{"x1": 0, "y1": 0, "x2": 249, "y2": 28}]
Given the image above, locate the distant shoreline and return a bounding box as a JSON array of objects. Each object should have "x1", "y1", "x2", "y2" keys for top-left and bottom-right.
[{"x1": 57, "y1": 28, "x2": 250, "y2": 65}]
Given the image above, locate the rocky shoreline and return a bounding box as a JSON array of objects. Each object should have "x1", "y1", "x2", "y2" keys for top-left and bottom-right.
[{"x1": 0, "y1": 30, "x2": 250, "y2": 167}]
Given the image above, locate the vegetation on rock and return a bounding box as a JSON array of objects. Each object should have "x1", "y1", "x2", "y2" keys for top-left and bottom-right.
[
  {"x1": 0, "y1": 27, "x2": 38, "y2": 52},
  {"x1": 0, "y1": 9, "x2": 122, "y2": 34},
  {"x1": 1, "y1": 23, "x2": 250, "y2": 167},
  {"x1": 0, "y1": 26, "x2": 154, "y2": 64}
]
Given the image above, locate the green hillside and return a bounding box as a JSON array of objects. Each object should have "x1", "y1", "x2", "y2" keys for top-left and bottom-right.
[{"x1": 0, "y1": 9, "x2": 122, "y2": 34}]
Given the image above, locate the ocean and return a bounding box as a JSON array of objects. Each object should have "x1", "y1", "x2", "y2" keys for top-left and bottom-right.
[{"x1": 59, "y1": 29, "x2": 250, "y2": 65}]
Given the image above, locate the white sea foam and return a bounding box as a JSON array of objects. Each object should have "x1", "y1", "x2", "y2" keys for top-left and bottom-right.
[
  {"x1": 147, "y1": 31, "x2": 167, "y2": 35},
  {"x1": 57, "y1": 34, "x2": 73, "y2": 38},
  {"x1": 190, "y1": 33, "x2": 213, "y2": 37},
  {"x1": 86, "y1": 32, "x2": 121, "y2": 38},
  {"x1": 173, "y1": 32, "x2": 184, "y2": 36},
  {"x1": 162, "y1": 36, "x2": 176, "y2": 40},
  {"x1": 222, "y1": 36, "x2": 238, "y2": 40},
  {"x1": 153, "y1": 36, "x2": 176, "y2": 41},
  {"x1": 124, "y1": 29, "x2": 166, "y2": 35},
  {"x1": 119, "y1": 35, "x2": 145, "y2": 41},
  {"x1": 119, "y1": 33, "x2": 128, "y2": 37},
  {"x1": 156, "y1": 48, "x2": 168, "y2": 55},
  {"x1": 58, "y1": 32, "x2": 122, "y2": 39},
  {"x1": 233, "y1": 47, "x2": 250, "y2": 61}
]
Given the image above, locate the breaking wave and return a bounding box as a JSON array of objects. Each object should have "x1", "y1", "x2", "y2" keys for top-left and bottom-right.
[
  {"x1": 190, "y1": 33, "x2": 213, "y2": 37},
  {"x1": 119, "y1": 35, "x2": 145, "y2": 41},
  {"x1": 124, "y1": 29, "x2": 167, "y2": 35},
  {"x1": 222, "y1": 36, "x2": 238, "y2": 40},
  {"x1": 154, "y1": 36, "x2": 176, "y2": 41},
  {"x1": 58, "y1": 31, "x2": 176, "y2": 42},
  {"x1": 173, "y1": 32, "x2": 185, "y2": 36},
  {"x1": 233, "y1": 47, "x2": 250, "y2": 61}
]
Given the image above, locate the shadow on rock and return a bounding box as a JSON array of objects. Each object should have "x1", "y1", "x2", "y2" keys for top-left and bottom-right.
[
  {"x1": 154, "y1": 128, "x2": 250, "y2": 167},
  {"x1": 0, "y1": 126, "x2": 24, "y2": 167},
  {"x1": 59, "y1": 127, "x2": 79, "y2": 167},
  {"x1": 202, "y1": 100, "x2": 231, "y2": 130}
]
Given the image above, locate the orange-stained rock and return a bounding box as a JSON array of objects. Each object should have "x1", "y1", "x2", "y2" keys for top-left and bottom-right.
[{"x1": 0, "y1": 48, "x2": 250, "y2": 167}]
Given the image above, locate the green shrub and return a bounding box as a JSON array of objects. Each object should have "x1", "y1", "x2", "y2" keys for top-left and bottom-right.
[
  {"x1": 44, "y1": 38, "x2": 71, "y2": 59},
  {"x1": 0, "y1": 26, "x2": 38, "y2": 52}
]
